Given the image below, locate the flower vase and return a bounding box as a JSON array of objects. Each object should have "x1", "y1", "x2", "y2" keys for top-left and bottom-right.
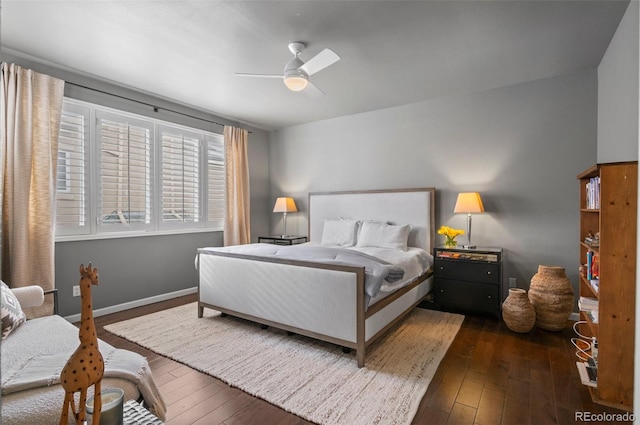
[
  {"x1": 502, "y1": 288, "x2": 536, "y2": 333},
  {"x1": 443, "y1": 238, "x2": 457, "y2": 248},
  {"x1": 528, "y1": 265, "x2": 574, "y2": 331}
]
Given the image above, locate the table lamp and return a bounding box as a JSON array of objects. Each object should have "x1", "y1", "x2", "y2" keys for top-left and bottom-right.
[
  {"x1": 273, "y1": 197, "x2": 297, "y2": 237},
  {"x1": 454, "y1": 192, "x2": 484, "y2": 249}
]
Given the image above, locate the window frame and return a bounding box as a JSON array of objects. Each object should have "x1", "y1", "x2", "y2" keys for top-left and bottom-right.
[{"x1": 55, "y1": 98, "x2": 225, "y2": 241}]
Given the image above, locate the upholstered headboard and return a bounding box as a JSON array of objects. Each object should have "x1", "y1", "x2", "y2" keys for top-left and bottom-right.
[{"x1": 308, "y1": 188, "x2": 436, "y2": 252}]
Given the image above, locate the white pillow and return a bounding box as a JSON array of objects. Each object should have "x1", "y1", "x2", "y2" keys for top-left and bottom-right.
[
  {"x1": 321, "y1": 219, "x2": 360, "y2": 246},
  {"x1": 356, "y1": 221, "x2": 410, "y2": 251}
]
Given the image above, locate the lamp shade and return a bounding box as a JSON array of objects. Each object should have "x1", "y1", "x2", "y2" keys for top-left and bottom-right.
[
  {"x1": 454, "y1": 192, "x2": 485, "y2": 214},
  {"x1": 273, "y1": 197, "x2": 298, "y2": 213},
  {"x1": 284, "y1": 75, "x2": 308, "y2": 92},
  {"x1": 283, "y1": 55, "x2": 309, "y2": 92}
]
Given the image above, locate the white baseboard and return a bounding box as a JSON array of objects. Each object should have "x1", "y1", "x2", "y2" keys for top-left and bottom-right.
[{"x1": 63, "y1": 286, "x2": 198, "y2": 323}]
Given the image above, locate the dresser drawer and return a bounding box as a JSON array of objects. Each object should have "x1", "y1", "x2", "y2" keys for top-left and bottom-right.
[
  {"x1": 435, "y1": 279, "x2": 500, "y2": 313},
  {"x1": 434, "y1": 259, "x2": 500, "y2": 284}
]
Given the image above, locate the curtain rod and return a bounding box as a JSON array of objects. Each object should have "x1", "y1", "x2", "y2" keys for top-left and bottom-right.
[{"x1": 66, "y1": 81, "x2": 250, "y2": 133}]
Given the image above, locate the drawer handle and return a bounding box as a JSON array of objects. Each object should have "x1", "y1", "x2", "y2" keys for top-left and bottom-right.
[
  {"x1": 487, "y1": 271, "x2": 492, "y2": 275},
  {"x1": 487, "y1": 295, "x2": 492, "y2": 299}
]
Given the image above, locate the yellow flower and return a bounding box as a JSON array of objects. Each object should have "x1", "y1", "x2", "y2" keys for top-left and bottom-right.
[
  {"x1": 437, "y1": 225, "x2": 465, "y2": 238},
  {"x1": 438, "y1": 225, "x2": 465, "y2": 247}
]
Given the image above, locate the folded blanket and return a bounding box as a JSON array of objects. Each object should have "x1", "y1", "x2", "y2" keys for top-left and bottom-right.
[
  {"x1": 2, "y1": 348, "x2": 166, "y2": 421},
  {"x1": 385, "y1": 267, "x2": 405, "y2": 282}
]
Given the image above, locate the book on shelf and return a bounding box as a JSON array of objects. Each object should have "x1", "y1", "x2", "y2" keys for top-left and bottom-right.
[
  {"x1": 586, "y1": 251, "x2": 600, "y2": 281},
  {"x1": 578, "y1": 296, "x2": 599, "y2": 323},
  {"x1": 584, "y1": 235, "x2": 599, "y2": 247},
  {"x1": 585, "y1": 176, "x2": 600, "y2": 209},
  {"x1": 578, "y1": 296, "x2": 598, "y2": 309}
]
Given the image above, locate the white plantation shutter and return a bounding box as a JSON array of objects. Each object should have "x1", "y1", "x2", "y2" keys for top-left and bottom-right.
[
  {"x1": 55, "y1": 103, "x2": 89, "y2": 235},
  {"x1": 54, "y1": 98, "x2": 225, "y2": 237},
  {"x1": 97, "y1": 111, "x2": 153, "y2": 231},
  {"x1": 160, "y1": 125, "x2": 200, "y2": 226},
  {"x1": 206, "y1": 134, "x2": 225, "y2": 229}
]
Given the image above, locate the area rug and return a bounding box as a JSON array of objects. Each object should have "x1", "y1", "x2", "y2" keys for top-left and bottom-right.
[{"x1": 105, "y1": 303, "x2": 464, "y2": 425}]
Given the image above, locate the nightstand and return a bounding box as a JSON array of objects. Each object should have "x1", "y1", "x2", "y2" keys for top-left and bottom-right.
[
  {"x1": 258, "y1": 235, "x2": 307, "y2": 245},
  {"x1": 433, "y1": 246, "x2": 503, "y2": 317}
]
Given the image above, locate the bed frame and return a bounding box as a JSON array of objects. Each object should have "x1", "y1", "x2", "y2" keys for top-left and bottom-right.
[{"x1": 197, "y1": 188, "x2": 436, "y2": 367}]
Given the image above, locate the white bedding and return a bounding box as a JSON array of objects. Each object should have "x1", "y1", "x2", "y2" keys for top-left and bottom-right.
[
  {"x1": 347, "y1": 245, "x2": 433, "y2": 293},
  {"x1": 199, "y1": 242, "x2": 432, "y2": 305}
]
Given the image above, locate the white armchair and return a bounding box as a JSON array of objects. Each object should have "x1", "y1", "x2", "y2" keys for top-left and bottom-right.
[{"x1": 0, "y1": 282, "x2": 166, "y2": 424}]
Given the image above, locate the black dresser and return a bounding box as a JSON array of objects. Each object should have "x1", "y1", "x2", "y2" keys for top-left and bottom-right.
[{"x1": 433, "y1": 247, "x2": 503, "y2": 317}]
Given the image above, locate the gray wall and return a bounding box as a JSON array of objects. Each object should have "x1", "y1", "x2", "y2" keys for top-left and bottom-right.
[
  {"x1": 269, "y1": 71, "x2": 599, "y2": 300},
  {"x1": 55, "y1": 232, "x2": 220, "y2": 316},
  {"x1": 597, "y1": 0, "x2": 639, "y2": 163}
]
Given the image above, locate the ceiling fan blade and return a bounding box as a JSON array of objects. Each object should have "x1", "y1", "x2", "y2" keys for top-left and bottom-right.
[
  {"x1": 299, "y1": 48, "x2": 340, "y2": 76},
  {"x1": 235, "y1": 73, "x2": 283, "y2": 79},
  {"x1": 304, "y1": 81, "x2": 325, "y2": 98}
]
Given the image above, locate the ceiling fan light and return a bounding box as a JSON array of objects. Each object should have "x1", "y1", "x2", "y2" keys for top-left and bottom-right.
[{"x1": 284, "y1": 74, "x2": 308, "y2": 92}]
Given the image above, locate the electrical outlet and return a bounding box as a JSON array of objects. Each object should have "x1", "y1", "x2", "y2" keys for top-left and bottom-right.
[
  {"x1": 508, "y1": 278, "x2": 517, "y2": 288},
  {"x1": 72, "y1": 285, "x2": 81, "y2": 297}
]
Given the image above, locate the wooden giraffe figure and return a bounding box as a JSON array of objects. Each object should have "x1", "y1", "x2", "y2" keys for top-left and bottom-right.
[{"x1": 60, "y1": 263, "x2": 104, "y2": 425}]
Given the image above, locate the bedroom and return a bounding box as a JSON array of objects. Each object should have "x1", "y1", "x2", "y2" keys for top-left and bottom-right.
[{"x1": 1, "y1": 0, "x2": 638, "y2": 424}]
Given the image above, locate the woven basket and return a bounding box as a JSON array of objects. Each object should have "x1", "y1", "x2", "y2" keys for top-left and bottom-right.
[
  {"x1": 528, "y1": 265, "x2": 574, "y2": 331},
  {"x1": 502, "y1": 288, "x2": 536, "y2": 333}
]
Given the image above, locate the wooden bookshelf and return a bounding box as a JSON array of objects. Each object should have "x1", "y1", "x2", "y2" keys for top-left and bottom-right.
[{"x1": 576, "y1": 162, "x2": 636, "y2": 412}]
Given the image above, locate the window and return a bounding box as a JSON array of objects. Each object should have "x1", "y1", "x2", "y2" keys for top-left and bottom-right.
[
  {"x1": 56, "y1": 103, "x2": 89, "y2": 235},
  {"x1": 206, "y1": 134, "x2": 225, "y2": 228},
  {"x1": 97, "y1": 111, "x2": 153, "y2": 232},
  {"x1": 160, "y1": 125, "x2": 200, "y2": 227},
  {"x1": 55, "y1": 98, "x2": 225, "y2": 239}
]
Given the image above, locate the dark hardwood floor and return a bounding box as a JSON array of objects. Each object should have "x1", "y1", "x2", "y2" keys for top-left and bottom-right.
[{"x1": 94, "y1": 295, "x2": 629, "y2": 425}]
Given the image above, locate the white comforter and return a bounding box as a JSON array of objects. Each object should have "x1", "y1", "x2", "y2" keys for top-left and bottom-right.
[
  {"x1": 347, "y1": 245, "x2": 433, "y2": 292},
  {"x1": 200, "y1": 243, "x2": 432, "y2": 303}
]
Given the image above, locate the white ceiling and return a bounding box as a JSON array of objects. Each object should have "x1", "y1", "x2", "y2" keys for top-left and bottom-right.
[{"x1": 1, "y1": 0, "x2": 630, "y2": 131}]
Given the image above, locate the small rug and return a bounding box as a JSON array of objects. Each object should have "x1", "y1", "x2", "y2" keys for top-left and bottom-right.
[{"x1": 105, "y1": 303, "x2": 464, "y2": 425}]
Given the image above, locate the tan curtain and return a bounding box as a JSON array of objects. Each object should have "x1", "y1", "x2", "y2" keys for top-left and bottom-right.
[
  {"x1": 223, "y1": 125, "x2": 250, "y2": 246},
  {"x1": 0, "y1": 63, "x2": 65, "y2": 318}
]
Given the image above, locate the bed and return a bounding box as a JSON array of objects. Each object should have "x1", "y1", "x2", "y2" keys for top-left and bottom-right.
[{"x1": 197, "y1": 187, "x2": 436, "y2": 367}]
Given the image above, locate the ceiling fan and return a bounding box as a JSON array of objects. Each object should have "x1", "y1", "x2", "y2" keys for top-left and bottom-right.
[{"x1": 235, "y1": 42, "x2": 340, "y2": 94}]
